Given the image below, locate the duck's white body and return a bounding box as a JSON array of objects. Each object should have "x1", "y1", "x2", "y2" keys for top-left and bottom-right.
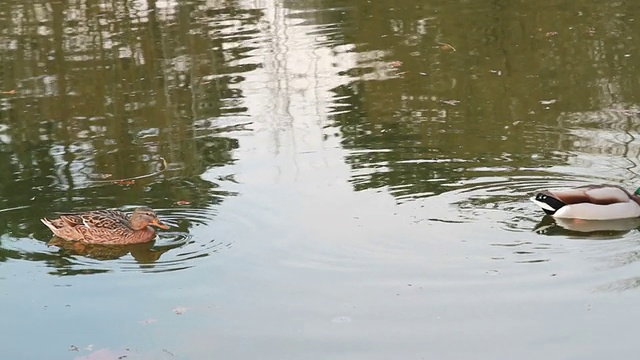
[{"x1": 531, "y1": 185, "x2": 640, "y2": 220}]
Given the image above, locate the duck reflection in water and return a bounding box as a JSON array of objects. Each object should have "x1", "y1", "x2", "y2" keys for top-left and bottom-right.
[
  {"x1": 534, "y1": 215, "x2": 640, "y2": 238},
  {"x1": 47, "y1": 236, "x2": 175, "y2": 263}
]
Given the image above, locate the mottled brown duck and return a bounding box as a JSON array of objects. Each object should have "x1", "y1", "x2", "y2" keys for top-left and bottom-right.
[{"x1": 41, "y1": 207, "x2": 169, "y2": 245}]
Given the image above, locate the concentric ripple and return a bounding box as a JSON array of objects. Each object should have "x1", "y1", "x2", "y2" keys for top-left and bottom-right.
[
  {"x1": 423, "y1": 174, "x2": 640, "y2": 234},
  {"x1": 1, "y1": 206, "x2": 229, "y2": 275}
]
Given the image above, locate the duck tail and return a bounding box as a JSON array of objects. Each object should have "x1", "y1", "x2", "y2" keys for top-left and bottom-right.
[
  {"x1": 40, "y1": 218, "x2": 58, "y2": 232},
  {"x1": 531, "y1": 191, "x2": 566, "y2": 215}
]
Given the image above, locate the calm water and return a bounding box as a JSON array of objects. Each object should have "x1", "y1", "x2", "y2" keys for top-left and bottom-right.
[{"x1": 3, "y1": 0, "x2": 640, "y2": 359}]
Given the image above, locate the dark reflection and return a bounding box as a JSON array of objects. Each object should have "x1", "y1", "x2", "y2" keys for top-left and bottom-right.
[
  {"x1": 47, "y1": 237, "x2": 177, "y2": 262},
  {"x1": 597, "y1": 277, "x2": 640, "y2": 292},
  {"x1": 534, "y1": 215, "x2": 640, "y2": 238},
  {"x1": 0, "y1": 0, "x2": 261, "y2": 270},
  {"x1": 327, "y1": 0, "x2": 640, "y2": 200},
  {"x1": 596, "y1": 250, "x2": 640, "y2": 292}
]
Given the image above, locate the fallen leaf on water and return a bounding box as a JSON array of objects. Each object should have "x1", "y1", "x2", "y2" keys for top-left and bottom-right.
[
  {"x1": 388, "y1": 61, "x2": 403, "y2": 67},
  {"x1": 437, "y1": 42, "x2": 456, "y2": 52},
  {"x1": 440, "y1": 99, "x2": 460, "y2": 106},
  {"x1": 175, "y1": 200, "x2": 191, "y2": 205},
  {"x1": 163, "y1": 349, "x2": 175, "y2": 356},
  {"x1": 331, "y1": 316, "x2": 352, "y2": 324},
  {"x1": 0, "y1": 90, "x2": 16, "y2": 94},
  {"x1": 114, "y1": 179, "x2": 135, "y2": 185},
  {"x1": 74, "y1": 348, "x2": 130, "y2": 360},
  {"x1": 74, "y1": 349, "x2": 129, "y2": 360},
  {"x1": 173, "y1": 306, "x2": 189, "y2": 315}
]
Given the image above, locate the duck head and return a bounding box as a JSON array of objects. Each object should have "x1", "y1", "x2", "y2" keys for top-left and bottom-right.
[{"x1": 129, "y1": 207, "x2": 169, "y2": 231}]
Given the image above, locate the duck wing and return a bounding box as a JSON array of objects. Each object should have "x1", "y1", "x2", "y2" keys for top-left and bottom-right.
[
  {"x1": 549, "y1": 185, "x2": 633, "y2": 205},
  {"x1": 57, "y1": 210, "x2": 130, "y2": 229}
]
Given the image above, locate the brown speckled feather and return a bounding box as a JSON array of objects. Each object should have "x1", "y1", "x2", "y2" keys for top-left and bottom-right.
[{"x1": 58, "y1": 210, "x2": 130, "y2": 228}]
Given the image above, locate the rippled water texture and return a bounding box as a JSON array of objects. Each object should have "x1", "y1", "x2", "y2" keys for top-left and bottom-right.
[{"x1": 4, "y1": 0, "x2": 640, "y2": 359}]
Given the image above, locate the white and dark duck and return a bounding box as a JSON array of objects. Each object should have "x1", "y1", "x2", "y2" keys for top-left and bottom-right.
[{"x1": 531, "y1": 185, "x2": 640, "y2": 220}]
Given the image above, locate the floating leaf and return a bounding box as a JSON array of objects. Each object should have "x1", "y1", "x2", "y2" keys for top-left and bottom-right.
[
  {"x1": 441, "y1": 99, "x2": 460, "y2": 106},
  {"x1": 331, "y1": 316, "x2": 352, "y2": 324},
  {"x1": 163, "y1": 349, "x2": 175, "y2": 356},
  {"x1": 92, "y1": 173, "x2": 112, "y2": 180},
  {"x1": 173, "y1": 306, "x2": 189, "y2": 315},
  {"x1": 175, "y1": 200, "x2": 191, "y2": 205},
  {"x1": 74, "y1": 348, "x2": 130, "y2": 360},
  {"x1": 437, "y1": 42, "x2": 456, "y2": 52},
  {"x1": 114, "y1": 179, "x2": 135, "y2": 185}
]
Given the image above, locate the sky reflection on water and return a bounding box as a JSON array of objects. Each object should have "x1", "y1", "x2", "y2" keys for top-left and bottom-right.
[{"x1": 4, "y1": 0, "x2": 640, "y2": 359}]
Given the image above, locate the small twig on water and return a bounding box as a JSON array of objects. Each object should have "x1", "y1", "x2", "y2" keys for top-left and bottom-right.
[{"x1": 89, "y1": 157, "x2": 168, "y2": 184}]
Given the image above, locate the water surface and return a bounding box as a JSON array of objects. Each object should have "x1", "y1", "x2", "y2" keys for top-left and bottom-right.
[{"x1": 3, "y1": 0, "x2": 640, "y2": 359}]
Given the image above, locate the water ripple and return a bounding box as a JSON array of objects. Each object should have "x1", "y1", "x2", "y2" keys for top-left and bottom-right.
[
  {"x1": 425, "y1": 174, "x2": 640, "y2": 236},
  {"x1": 1, "y1": 206, "x2": 228, "y2": 275}
]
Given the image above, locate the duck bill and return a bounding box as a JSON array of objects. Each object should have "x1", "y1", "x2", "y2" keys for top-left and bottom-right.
[{"x1": 151, "y1": 219, "x2": 170, "y2": 229}]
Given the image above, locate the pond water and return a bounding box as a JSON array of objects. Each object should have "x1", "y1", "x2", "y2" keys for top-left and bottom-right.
[{"x1": 3, "y1": 0, "x2": 640, "y2": 359}]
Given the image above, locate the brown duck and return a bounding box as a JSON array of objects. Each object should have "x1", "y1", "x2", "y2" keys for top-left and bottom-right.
[{"x1": 41, "y1": 207, "x2": 169, "y2": 245}]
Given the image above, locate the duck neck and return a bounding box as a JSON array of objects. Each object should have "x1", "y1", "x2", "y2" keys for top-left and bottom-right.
[{"x1": 128, "y1": 219, "x2": 149, "y2": 231}]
